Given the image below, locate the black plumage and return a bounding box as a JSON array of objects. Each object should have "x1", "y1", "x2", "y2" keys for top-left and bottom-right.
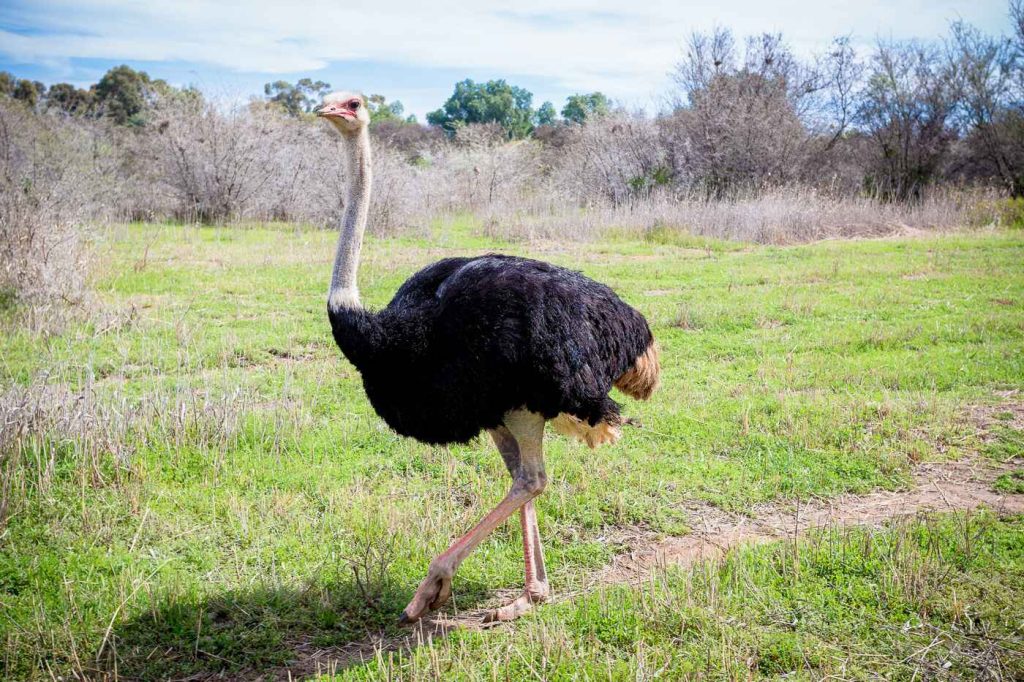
[{"x1": 328, "y1": 254, "x2": 655, "y2": 445}]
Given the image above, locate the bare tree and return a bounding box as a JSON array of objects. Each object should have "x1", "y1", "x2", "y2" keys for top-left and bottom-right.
[
  {"x1": 947, "y1": 20, "x2": 1024, "y2": 195},
  {"x1": 671, "y1": 27, "x2": 738, "y2": 100},
  {"x1": 1013, "y1": 0, "x2": 1024, "y2": 58},
  {"x1": 820, "y1": 37, "x2": 865, "y2": 149},
  {"x1": 857, "y1": 41, "x2": 957, "y2": 201},
  {"x1": 666, "y1": 29, "x2": 821, "y2": 195}
]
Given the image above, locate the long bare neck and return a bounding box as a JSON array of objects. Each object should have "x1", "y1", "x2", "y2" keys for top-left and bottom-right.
[{"x1": 328, "y1": 126, "x2": 372, "y2": 311}]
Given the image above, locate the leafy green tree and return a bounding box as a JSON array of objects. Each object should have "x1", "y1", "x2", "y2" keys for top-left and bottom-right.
[
  {"x1": 95, "y1": 65, "x2": 166, "y2": 125},
  {"x1": 366, "y1": 94, "x2": 407, "y2": 125},
  {"x1": 561, "y1": 92, "x2": 610, "y2": 124},
  {"x1": 263, "y1": 78, "x2": 331, "y2": 117},
  {"x1": 45, "y1": 83, "x2": 93, "y2": 115},
  {"x1": 12, "y1": 79, "x2": 44, "y2": 108},
  {"x1": 427, "y1": 79, "x2": 535, "y2": 138},
  {"x1": 535, "y1": 101, "x2": 557, "y2": 126},
  {"x1": 0, "y1": 72, "x2": 15, "y2": 97}
]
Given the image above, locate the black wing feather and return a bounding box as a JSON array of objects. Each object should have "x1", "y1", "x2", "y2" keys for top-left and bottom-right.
[{"x1": 329, "y1": 254, "x2": 653, "y2": 444}]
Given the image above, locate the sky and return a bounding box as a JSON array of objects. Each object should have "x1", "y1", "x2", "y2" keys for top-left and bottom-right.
[{"x1": 0, "y1": 0, "x2": 1014, "y2": 120}]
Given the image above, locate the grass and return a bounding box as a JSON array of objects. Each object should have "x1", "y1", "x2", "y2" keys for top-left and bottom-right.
[
  {"x1": 338, "y1": 512, "x2": 1024, "y2": 680},
  {"x1": 1, "y1": 218, "x2": 1022, "y2": 679},
  {"x1": 994, "y1": 471, "x2": 1024, "y2": 494}
]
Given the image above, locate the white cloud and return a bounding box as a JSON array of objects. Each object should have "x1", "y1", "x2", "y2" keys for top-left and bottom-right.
[{"x1": 0, "y1": 0, "x2": 1010, "y2": 112}]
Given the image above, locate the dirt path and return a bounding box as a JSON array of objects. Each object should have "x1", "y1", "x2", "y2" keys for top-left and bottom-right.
[
  {"x1": 263, "y1": 455, "x2": 1022, "y2": 680},
  {"x1": 589, "y1": 459, "x2": 1024, "y2": 587}
]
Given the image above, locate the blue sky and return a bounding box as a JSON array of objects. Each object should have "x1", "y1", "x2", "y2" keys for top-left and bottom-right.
[{"x1": 0, "y1": 1, "x2": 1013, "y2": 119}]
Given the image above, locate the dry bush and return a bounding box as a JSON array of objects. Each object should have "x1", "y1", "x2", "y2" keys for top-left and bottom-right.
[
  {"x1": 656, "y1": 186, "x2": 995, "y2": 243},
  {"x1": 151, "y1": 98, "x2": 286, "y2": 222},
  {"x1": 3, "y1": 85, "x2": 1014, "y2": 322},
  {"x1": 95, "y1": 123, "x2": 177, "y2": 222},
  {"x1": 146, "y1": 100, "x2": 431, "y2": 234},
  {"x1": 354, "y1": 141, "x2": 435, "y2": 236},
  {"x1": 297, "y1": 133, "x2": 437, "y2": 235},
  {"x1": 477, "y1": 185, "x2": 1004, "y2": 244},
  {"x1": 0, "y1": 101, "x2": 115, "y2": 331},
  {"x1": 346, "y1": 123, "x2": 550, "y2": 239},
  {"x1": 552, "y1": 112, "x2": 665, "y2": 205},
  {"x1": 372, "y1": 119, "x2": 445, "y2": 160},
  {"x1": 452, "y1": 124, "x2": 543, "y2": 218},
  {"x1": 245, "y1": 114, "x2": 331, "y2": 223}
]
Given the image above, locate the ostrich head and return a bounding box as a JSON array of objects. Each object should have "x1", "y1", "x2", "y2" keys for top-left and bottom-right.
[{"x1": 317, "y1": 91, "x2": 370, "y2": 134}]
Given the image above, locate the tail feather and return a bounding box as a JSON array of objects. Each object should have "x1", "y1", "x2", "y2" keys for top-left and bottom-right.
[
  {"x1": 614, "y1": 341, "x2": 660, "y2": 400},
  {"x1": 552, "y1": 340, "x2": 659, "y2": 450},
  {"x1": 551, "y1": 413, "x2": 622, "y2": 449}
]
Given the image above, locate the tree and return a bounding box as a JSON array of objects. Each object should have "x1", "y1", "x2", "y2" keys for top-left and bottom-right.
[
  {"x1": 1014, "y1": 0, "x2": 1024, "y2": 59},
  {"x1": 561, "y1": 92, "x2": 610, "y2": 123},
  {"x1": 666, "y1": 29, "x2": 820, "y2": 194},
  {"x1": 95, "y1": 65, "x2": 166, "y2": 125},
  {"x1": 45, "y1": 83, "x2": 93, "y2": 116},
  {"x1": 535, "y1": 101, "x2": 557, "y2": 126},
  {"x1": 367, "y1": 94, "x2": 410, "y2": 126},
  {"x1": 857, "y1": 41, "x2": 957, "y2": 200},
  {"x1": 12, "y1": 80, "x2": 43, "y2": 108},
  {"x1": 0, "y1": 72, "x2": 13, "y2": 98},
  {"x1": 263, "y1": 78, "x2": 331, "y2": 117},
  {"x1": 947, "y1": 20, "x2": 1024, "y2": 195},
  {"x1": 427, "y1": 79, "x2": 535, "y2": 138},
  {"x1": 820, "y1": 37, "x2": 864, "y2": 149}
]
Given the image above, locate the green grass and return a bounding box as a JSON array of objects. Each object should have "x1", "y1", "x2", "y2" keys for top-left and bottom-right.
[
  {"x1": 995, "y1": 471, "x2": 1024, "y2": 494},
  {"x1": 338, "y1": 512, "x2": 1024, "y2": 681},
  {"x1": 1, "y1": 220, "x2": 1023, "y2": 679}
]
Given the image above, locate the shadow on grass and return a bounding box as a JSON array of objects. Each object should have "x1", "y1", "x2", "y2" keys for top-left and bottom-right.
[{"x1": 93, "y1": 571, "x2": 495, "y2": 680}]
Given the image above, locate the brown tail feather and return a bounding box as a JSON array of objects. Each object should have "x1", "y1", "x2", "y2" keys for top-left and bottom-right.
[
  {"x1": 551, "y1": 340, "x2": 659, "y2": 450},
  {"x1": 614, "y1": 340, "x2": 660, "y2": 400}
]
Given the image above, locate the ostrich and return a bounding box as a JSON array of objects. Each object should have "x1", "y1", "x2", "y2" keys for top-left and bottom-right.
[{"x1": 316, "y1": 92, "x2": 660, "y2": 624}]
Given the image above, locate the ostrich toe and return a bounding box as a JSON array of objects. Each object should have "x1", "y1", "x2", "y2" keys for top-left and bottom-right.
[
  {"x1": 399, "y1": 566, "x2": 453, "y2": 624},
  {"x1": 482, "y1": 583, "x2": 550, "y2": 624}
]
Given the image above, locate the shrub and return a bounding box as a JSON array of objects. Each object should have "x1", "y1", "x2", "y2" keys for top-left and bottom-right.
[{"x1": 0, "y1": 101, "x2": 110, "y2": 331}]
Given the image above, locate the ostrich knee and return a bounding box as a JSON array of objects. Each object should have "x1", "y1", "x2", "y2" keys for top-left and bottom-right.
[{"x1": 513, "y1": 469, "x2": 547, "y2": 498}]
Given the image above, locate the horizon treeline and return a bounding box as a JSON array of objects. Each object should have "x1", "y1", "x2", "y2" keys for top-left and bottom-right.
[{"x1": 2, "y1": 2, "x2": 1023, "y2": 203}]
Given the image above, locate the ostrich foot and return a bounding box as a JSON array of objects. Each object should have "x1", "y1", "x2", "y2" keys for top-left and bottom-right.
[
  {"x1": 482, "y1": 582, "x2": 550, "y2": 624},
  {"x1": 399, "y1": 563, "x2": 454, "y2": 625}
]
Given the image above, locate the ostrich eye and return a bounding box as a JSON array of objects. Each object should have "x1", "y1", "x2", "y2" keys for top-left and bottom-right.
[{"x1": 350, "y1": 100, "x2": 360, "y2": 110}]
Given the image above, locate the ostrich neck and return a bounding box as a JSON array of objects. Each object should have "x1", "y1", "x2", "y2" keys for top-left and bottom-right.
[{"x1": 328, "y1": 126, "x2": 372, "y2": 311}]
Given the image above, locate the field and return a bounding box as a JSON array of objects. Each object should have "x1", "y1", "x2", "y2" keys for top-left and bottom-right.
[{"x1": 2, "y1": 219, "x2": 1023, "y2": 680}]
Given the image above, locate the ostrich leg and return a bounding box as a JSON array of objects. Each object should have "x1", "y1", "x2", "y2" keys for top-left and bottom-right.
[
  {"x1": 399, "y1": 410, "x2": 547, "y2": 624},
  {"x1": 483, "y1": 429, "x2": 550, "y2": 623}
]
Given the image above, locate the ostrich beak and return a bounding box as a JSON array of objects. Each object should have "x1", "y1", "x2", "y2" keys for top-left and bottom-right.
[{"x1": 317, "y1": 104, "x2": 355, "y2": 119}]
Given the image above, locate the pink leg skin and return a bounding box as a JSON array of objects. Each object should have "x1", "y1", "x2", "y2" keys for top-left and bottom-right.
[
  {"x1": 400, "y1": 411, "x2": 547, "y2": 625},
  {"x1": 483, "y1": 498, "x2": 550, "y2": 623}
]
